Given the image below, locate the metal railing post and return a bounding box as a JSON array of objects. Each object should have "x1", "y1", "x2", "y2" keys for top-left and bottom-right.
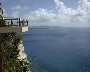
[
  {"x1": 19, "y1": 18, "x2": 20, "y2": 26},
  {"x1": 11, "y1": 20, "x2": 13, "y2": 26},
  {"x1": 26, "y1": 20, "x2": 28, "y2": 26}
]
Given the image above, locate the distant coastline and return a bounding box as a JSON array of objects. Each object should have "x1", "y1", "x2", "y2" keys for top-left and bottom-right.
[
  {"x1": 28, "y1": 26, "x2": 90, "y2": 29},
  {"x1": 29, "y1": 26, "x2": 50, "y2": 29}
]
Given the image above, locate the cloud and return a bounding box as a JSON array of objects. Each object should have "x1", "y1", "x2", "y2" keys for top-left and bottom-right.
[
  {"x1": 26, "y1": 8, "x2": 56, "y2": 22},
  {"x1": 23, "y1": 6, "x2": 28, "y2": 10},
  {"x1": 11, "y1": 5, "x2": 28, "y2": 17},
  {"x1": 21, "y1": 0, "x2": 29, "y2": 2},
  {"x1": 11, "y1": 5, "x2": 28, "y2": 11},
  {"x1": 0, "y1": 0, "x2": 3, "y2": 2},
  {"x1": 25, "y1": 0, "x2": 90, "y2": 27},
  {"x1": 11, "y1": 5, "x2": 21, "y2": 11},
  {"x1": 12, "y1": 11, "x2": 19, "y2": 18},
  {"x1": 57, "y1": 0, "x2": 90, "y2": 22}
]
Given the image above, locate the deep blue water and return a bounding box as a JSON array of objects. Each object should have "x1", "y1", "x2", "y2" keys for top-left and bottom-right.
[{"x1": 22, "y1": 27, "x2": 90, "y2": 72}]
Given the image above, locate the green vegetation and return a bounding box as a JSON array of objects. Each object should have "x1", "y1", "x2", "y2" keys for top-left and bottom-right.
[{"x1": 2, "y1": 33, "x2": 31, "y2": 72}]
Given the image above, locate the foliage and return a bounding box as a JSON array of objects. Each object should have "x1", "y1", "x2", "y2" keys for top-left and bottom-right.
[{"x1": 2, "y1": 33, "x2": 30, "y2": 72}]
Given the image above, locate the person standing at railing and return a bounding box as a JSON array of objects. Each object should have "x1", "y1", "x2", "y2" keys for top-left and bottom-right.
[
  {"x1": 22, "y1": 19, "x2": 27, "y2": 26},
  {"x1": 22, "y1": 19, "x2": 24, "y2": 26}
]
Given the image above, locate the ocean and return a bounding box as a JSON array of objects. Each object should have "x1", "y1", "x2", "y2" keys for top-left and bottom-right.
[{"x1": 22, "y1": 26, "x2": 90, "y2": 72}]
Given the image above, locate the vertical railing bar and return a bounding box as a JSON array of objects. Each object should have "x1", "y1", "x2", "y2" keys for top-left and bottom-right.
[{"x1": 19, "y1": 18, "x2": 20, "y2": 27}]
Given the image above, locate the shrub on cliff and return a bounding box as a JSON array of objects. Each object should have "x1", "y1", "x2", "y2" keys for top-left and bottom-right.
[{"x1": 2, "y1": 33, "x2": 30, "y2": 72}]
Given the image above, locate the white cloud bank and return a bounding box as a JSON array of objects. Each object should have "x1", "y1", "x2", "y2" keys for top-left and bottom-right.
[
  {"x1": 27, "y1": 0, "x2": 90, "y2": 27},
  {"x1": 12, "y1": 11, "x2": 19, "y2": 18},
  {"x1": 11, "y1": 5, "x2": 27, "y2": 11},
  {"x1": 11, "y1": 5, "x2": 28, "y2": 18},
  {"x1": 11, "y1": 5, "x2": 22, "y2": 11}
]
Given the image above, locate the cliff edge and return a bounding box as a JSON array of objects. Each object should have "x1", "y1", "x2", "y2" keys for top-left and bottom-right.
[{"x1": 2, "y1": 33, "x2": 31, "y2": 72}]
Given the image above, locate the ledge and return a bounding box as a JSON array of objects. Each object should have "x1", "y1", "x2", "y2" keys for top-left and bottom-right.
[{"x1": 0, "y1": 26, "x2": 28, "y2": 33}]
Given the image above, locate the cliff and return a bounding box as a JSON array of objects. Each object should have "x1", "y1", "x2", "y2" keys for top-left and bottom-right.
[
  {"x1": 2, "y1": 33, "x2": 31, "y2": 72},
  {"x1": 18, "y1": 41, "x2": 31, "y2": 72},
  {"x1": 18, "y1": 41, "x2": 27, "y2": 60}
]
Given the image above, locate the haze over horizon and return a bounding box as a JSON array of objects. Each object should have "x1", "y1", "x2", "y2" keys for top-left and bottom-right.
[{"x1": 1, "y1": 0, "x2": 90, "y2": 27}]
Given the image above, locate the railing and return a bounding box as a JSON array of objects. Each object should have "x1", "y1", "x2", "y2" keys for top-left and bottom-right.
[{"x1": 3, "y1": 18, "x2": 28, "y2": 27}]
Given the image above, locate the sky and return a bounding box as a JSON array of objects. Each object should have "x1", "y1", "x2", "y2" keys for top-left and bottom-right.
[{"x1": 0, "y1": 0, "x2": 90, "y2": 27}]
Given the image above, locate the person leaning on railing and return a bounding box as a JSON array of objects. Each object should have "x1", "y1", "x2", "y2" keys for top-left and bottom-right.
[{"x1": 21, "y1": 19, "x2": 28, "y2": 26}]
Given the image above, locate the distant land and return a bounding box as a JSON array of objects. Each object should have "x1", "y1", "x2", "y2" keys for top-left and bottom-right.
[
  {"x1": 28, "y1": 25, "x2": 90, "y2": 29},
  {"x1": 28, "y1": 25, "x2": 63, "y2": 29},
  {"x1": 29, "y1": 25, "x2": 50, "y2": 29}
]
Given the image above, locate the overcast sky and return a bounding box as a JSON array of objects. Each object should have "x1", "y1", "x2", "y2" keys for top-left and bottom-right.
[{"x1": 1, "y1": 0, "x2": 90, "y2": 27}]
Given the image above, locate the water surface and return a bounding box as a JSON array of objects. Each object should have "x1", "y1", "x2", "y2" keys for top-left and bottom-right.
[{"x1": 23, "y1": 27, "x2": 90, "y2": 72}]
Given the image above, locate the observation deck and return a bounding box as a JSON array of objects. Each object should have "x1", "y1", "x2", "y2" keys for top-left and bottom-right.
[
  {"x1": 0, "y1": 18, "x2": 28, "y2": 33},
  {"x1": 0, "y1": 3, "x2": 28, "y2": 33}
]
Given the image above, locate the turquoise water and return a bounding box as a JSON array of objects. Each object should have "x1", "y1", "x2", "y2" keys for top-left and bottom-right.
[{"x1": 22, "y1": 27, "x2": 90, "y2": 72}]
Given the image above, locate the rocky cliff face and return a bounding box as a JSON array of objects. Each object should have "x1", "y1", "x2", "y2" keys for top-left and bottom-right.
[
  {"x1": 2, "y1": 33, "x2": 31, "y2": 72},
  {"x1": 18, "y1": 41, "x2": 27, "y2": 60},
  {"x1": 18, "y1": 41, "x2": 31, "y2": 72}
]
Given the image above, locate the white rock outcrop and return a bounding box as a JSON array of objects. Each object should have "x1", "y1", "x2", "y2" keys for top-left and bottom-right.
[
  {"x1": 18, "y1": 41, "x2": 31, "y2": 72},
  {"x1": 18, "y1": 41, "x2": 27, "y2": 60}
]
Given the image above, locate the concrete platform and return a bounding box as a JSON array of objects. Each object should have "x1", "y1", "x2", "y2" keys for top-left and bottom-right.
[{"x1": 0, "y1": 26, "x2": 28, "y2": 33}]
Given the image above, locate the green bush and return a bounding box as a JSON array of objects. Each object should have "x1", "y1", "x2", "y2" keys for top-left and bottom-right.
[{"x1": 2, "y1": 33, "x2": 30, "y2": 72}]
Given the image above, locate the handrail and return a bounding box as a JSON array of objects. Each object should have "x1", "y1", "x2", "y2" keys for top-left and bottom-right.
[
  {"x1": 4, "y1": 18, "x2": 18, "y2": 20},
  {"x1": 3, "y1": 18, "x2": 28, "y2": 27}
]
